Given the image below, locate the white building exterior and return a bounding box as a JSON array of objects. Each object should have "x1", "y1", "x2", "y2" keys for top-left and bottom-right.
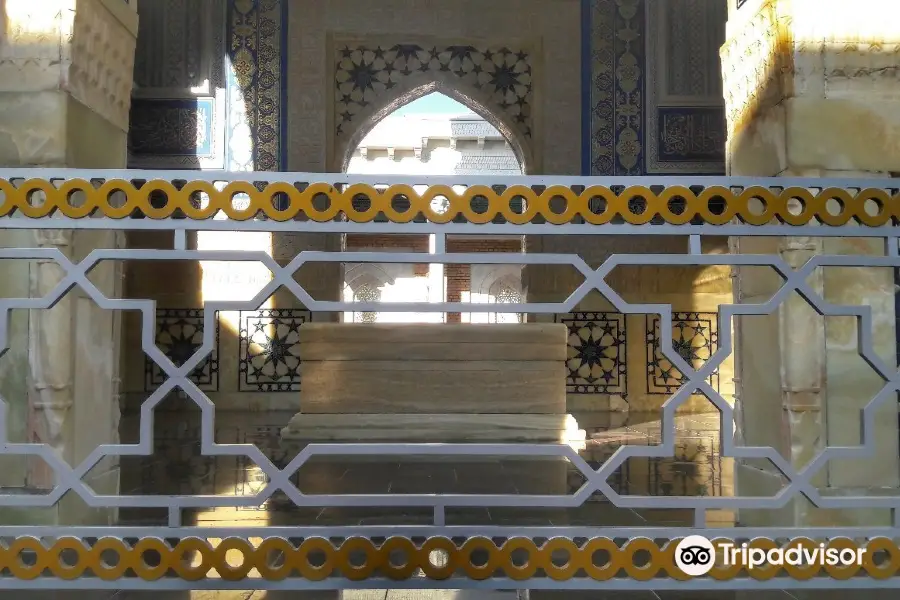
[
  {"x1": 346, "y1": 112, "x2": 522, "y2": 176},
  {"x1": 344, "y1": 111, "x2": 524, "y2": 323}
]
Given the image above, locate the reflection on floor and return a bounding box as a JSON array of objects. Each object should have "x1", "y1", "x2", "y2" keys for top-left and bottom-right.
[
  {"x1": 86, "y1": 411, "x2": 747, "y2": 599},
  {"x1": 105, "y1": 590, "x2": 754, "y2": 600},
  {"x1": 118, "y1": 410, "x2": 735, "y2": 529}
]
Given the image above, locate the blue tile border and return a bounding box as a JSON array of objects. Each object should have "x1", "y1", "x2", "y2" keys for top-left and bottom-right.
[
  {"x1": 588, "y1": 0, "x2": 645, "y2": 175},
  {"x1": 611, "y1": 0, "x2": 645, "y2": 175},
  {"x1": 224, "y1": 0, "x2": 283, "y2": 172},
  {"x1": 581, "y1": 0, "x2": 592, "y2": 176},
  {"x1": 588, "y1": 0, "x2": 616, "y2": 176},
  {"x1": 280, "y1": 0, "x2": 289, "y2": 171}
]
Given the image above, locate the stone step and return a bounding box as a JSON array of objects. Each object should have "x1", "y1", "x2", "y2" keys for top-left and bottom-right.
[
  {"x1": 282, "y1": 456, "x2": 571, "y2": 495},
  {"x1": 368, "y1": 591, "x2": 522, "y2": 600},
  {"x1": 338, "y1": 590, "x2": 523, "y2": 600},
  {"x1": 281, "y1": 413, "x2": 586, "y2": 443}
]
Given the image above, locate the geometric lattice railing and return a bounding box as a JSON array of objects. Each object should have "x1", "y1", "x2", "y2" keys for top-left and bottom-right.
[{"x1": 1, "y1": 169, "x2": 900, "y2": 591}]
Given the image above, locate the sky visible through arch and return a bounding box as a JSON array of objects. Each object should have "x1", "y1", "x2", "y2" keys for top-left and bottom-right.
[
  {"x1": 350, "y1": 90, "x2": 521, "y2": 175},
  {"x1": 392, "y1": 92, "x2": 470, "y2": 116}
]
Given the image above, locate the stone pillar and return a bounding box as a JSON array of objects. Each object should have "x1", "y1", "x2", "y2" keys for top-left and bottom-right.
[
  {"x1": 722, "y1": 2, "x2": 900, "y2": 595},
  {"x1": 273, "y1": 232, "x2": 343, "y2": 320},
  {"x1": 0, "y1": 0, "x2": 138, "y2": 528}
]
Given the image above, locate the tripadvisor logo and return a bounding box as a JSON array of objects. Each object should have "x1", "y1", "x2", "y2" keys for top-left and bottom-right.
[
  {"x1": 675, "y1": 536, "x2": 716, "y2": 576},
  {"x1": 674, "y1": 536, "x2": 866, "y2": 577}
]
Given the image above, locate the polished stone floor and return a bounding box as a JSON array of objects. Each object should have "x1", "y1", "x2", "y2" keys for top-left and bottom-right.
[
  {"x1": 111, "y1": 408, "x2": 742, "y2": 598},
  {"x1": 117, "y1": 409, "x2": 735, "y2": 529},
  {"x1": 11, "y1": 409, "x2": 805, "y2": 598}
]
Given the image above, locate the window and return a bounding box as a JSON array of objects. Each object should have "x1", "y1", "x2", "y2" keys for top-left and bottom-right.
[
  {"x1": 353, "y1": 282, "x2": 381, "y2": 323},
  {"x1": 490, "y1": 282, "x2": 523, "y2": 324}
]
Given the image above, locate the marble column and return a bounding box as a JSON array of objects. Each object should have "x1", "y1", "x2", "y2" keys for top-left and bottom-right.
[
  {"x1": 722, "y1": 1, "x2": 900, "y2": 595},
  {"x1": 284, "y1": 0, "x2": 345, "y2": 326},
  {"x1": 273, "y1": 231, "x2": 344, "y2": 319},
  {"x1": 0, "y1": 0, "x2": 138, "y2": 529}
]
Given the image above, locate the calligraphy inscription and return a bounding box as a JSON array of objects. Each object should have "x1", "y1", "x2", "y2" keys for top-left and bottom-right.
[
  {"x1": 129, "y1": 98, "x2": 215, "y2": 156},
  {"x1": 657, "y1": 107, "x2": 725, "y2": 162}
]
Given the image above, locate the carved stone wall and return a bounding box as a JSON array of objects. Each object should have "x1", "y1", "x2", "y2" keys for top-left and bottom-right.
[
  {"x1": 722, "y1": 0, "x2": 900, "y2": 176},
  {"x1": 645, "y1": 0, "x2": 727, "y2": 173},
  {"x1": 287, "y1": 0, "x2": 581, "y2": 174},
  {"x1": 722, "y1": 0, "x2": 900, "y2": 548},
  {"x1": 128, "y1": 0, "x2": 228, "y2": 169},
  {"x1": 133, "y1": 0, "x2": 215, "y2": 90},
  {"x1": 0, "y1": 0, "x2": 138, "y2": 164},
  {"x1": 719, "y1": 0, "x2": 790, "y2": 175},
  {"x1": 69, "y1": 0, "x2": 139, "y2": 132},
  {"x1": 332, "y1": 39, "x2": 536, "y2": 172},
  {"x1": 586, "y1": 0, "x2": 727, "y2": 175},
  {"x1": 0, "y1": 0, "x2": 137, "y2": 527},
  {"x1": 0, "y1": 0, "x2": 136, "y2": 132}
]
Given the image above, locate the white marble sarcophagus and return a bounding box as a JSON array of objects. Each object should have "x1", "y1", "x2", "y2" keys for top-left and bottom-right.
[
  {"x1": 282, "y1": 323, "x2": 581, "y2": 441},
  {"x1": 280, "y1": 323, "x2": 584, "y2": 502}
]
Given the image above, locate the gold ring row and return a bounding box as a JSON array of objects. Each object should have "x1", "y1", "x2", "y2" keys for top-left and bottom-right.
[
  {"x1": 0, "y1": 179, "x2": 896, "y2": 226},
  {"x1": 0, "y1": 536, "x2": 898, "y2": 582}
]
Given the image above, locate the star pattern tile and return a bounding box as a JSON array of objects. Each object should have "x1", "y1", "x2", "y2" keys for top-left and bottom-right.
[
  {"x1": 136, "y1": 425, "x2": 216, "y2": 496},
  {"x1": 238, "y1": 309, "x2": 311, "y2": 392},
  {"x1": 556, "y1": 312, "x2": 627, "y2": 395},
  {"x1": 646, "y1": 312, "x2": 719, "y2": 394},
  {"x1": 334, "y1": 43, "x2": 533, "y2": 141},
  {"x1": 145, "y1": 308, "x2": 219, "y2": 392}
]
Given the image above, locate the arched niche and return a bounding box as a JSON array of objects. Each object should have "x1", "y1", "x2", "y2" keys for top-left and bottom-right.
[
  {"x1": 342, "y1": 267, "x2": 389, "y2": 324},
  {"x1": 468, "y1": 264, "x2": 525, "y2": 324},
  {"x1": 343, "y1": 263, "x2": 395, "y2": 292},
  {"x1": 470, "y1": 264, "x2": 524, "y2": 299},
  {"x1": 333, "y1": 77, "x2": 536, "y2": 174}
]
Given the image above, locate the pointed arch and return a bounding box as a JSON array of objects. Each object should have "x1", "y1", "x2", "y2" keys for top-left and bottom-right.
[
  {"x1": 471, "y1": 265, "x2": 524, "y2": 300},
  {"x1": 488, "y1": 274, "x2": 524, "y2": 302},
  {"x1": 467, "y1": 264, "x2": 524, "y2": 324},
  {"x1": 336, "y1": 77, "x2": 535, "y2": 174},
  {"x1": 343, "y1": 263, "x2": 394, "y2": 292},
  {"x1": 342, "y1": 267, "x2": 389, "y2": 324}
]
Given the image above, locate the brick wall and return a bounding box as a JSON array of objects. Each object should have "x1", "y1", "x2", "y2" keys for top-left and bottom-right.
[
  {"x1": 345, "y1": 235, "x2": 523, "y2": 322},
  {"x1": 345, "y1": 234, "x2": 430, "y2": 251},
  {"x1": 445, "y1": 263, "x2": 468, "y2": 323},
  {"x1": 345, "y1": 235, "x2": 522, "y2": 254},
  {"x1": 445, "y1": 239, "x2": 523, "y2": 254},
  {"x1": 446, "y1": 238, "x2": 523, "y2": 322},
  {"x1": 346, "y1": 234, "x2": 431, "y2": 276}
]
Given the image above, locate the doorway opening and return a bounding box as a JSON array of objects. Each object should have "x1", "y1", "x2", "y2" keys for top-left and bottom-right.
[{"x1": 342, "y1": 91, "x2": 525, "y2": 324}]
